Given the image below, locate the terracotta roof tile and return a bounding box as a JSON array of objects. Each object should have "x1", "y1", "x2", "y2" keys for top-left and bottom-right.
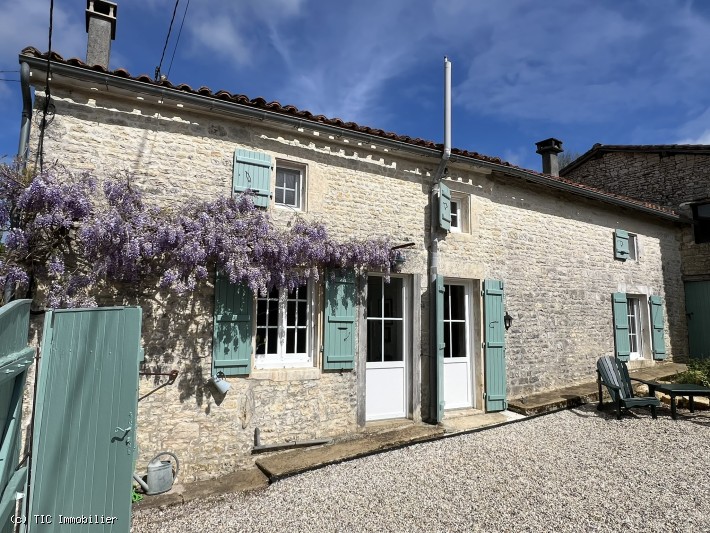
[{"x1": 19, "y1": 46, "x2": 681, "y2": 219}]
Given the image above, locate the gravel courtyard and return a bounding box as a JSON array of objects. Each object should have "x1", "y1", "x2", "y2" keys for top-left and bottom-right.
[{"x1": 132, "y1": 405, "x2": 710, "y2": 533}]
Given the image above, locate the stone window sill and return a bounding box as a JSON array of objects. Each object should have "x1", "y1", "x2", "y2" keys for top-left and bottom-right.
[{"x1": 250, "y1": 367, "x2": 321, "y2": 382}]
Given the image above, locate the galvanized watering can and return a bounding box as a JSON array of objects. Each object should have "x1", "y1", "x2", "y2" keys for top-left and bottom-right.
[{"x1": 133, "y1": 451, "x2": 180, "y2": 495}]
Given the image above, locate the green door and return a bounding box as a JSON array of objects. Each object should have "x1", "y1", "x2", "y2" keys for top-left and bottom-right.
[
  {"x1": 685, "y1": 281, "x2": 710, "y2": 359},
  {"x1": 28, "y1": 307, "x2": 142, "y2": 532}
]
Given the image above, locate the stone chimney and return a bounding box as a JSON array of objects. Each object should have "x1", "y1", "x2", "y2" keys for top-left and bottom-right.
[
  {"x1": 85, "y1": 0, "x2": 117, "y2": 68},
  {"x1": 535, "y1": 138, "x2": 564, "y2": 176}
]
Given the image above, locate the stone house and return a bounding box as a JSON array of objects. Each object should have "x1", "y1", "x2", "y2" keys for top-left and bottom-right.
[
  {"x1": 561, "y1": 143, "x2": 710, "y2": 358},
  {"x1": 12, "y1": 5, "x2": 689, "y2": 481}
]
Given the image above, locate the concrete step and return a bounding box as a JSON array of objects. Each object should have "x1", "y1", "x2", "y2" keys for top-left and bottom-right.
[{"x1": 508, "y1": 362, "x2": 687, "y2": 416}]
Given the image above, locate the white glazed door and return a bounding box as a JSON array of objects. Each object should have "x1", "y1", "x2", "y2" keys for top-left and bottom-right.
[
  {"x1": 366, "y1": 276, "x2": 407, "y2": 421},
  {"x1": 443, "y1": 282, "x2": 473, "y2": 409}
]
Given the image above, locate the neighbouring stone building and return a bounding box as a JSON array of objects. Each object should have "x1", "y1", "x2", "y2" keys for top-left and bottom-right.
[
  {"x1": 11, "y1": 6, "x2": 690, "y2": 481},
  {"x1": 561, "y1": 144, "x2": 710, "y2": 359}
]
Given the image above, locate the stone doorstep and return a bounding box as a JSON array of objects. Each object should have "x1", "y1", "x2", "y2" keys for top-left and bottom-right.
[{"x1": 508, "y1": 362, "x2": 688, "y2": 416}]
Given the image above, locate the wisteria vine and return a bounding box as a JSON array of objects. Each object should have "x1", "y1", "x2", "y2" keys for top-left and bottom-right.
[{"x1": 0, "y1": 164, "x2": 395, "y2": 308}]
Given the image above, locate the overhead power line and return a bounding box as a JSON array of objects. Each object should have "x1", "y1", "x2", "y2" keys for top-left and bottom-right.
[
  {"x1": 155, "y1": 0, "x2": 180, "y2": 81},
  {"x1": 167, "y1": 0, "x2": 191, "y2": 79}
]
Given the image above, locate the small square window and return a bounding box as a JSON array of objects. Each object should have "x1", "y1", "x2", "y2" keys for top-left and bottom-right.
[
  {"x1": 449, "y1": 193, "x2": 469, "y2": 233},
  {"x1": 628, "y1": 234, "x2": 638, "y2": 260},
  {"x1": 450, "y1": 201, "x2": 460, "y2": 231},
  {"x1": 693, "y1": 202, "x2": 710, "y2": 244},
  {"x1": 275, "y1": 166, "x2": 303, "y2": 210}
]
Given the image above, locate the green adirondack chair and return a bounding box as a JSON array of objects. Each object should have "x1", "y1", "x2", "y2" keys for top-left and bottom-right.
[{"x1": 596, "y1": 356, "x2": 660, "y2": 419}]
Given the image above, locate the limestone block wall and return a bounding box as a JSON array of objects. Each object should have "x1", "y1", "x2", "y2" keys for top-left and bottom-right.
[
  {"x1": 434, "y1": 164, "x2": 686, "y2": 399},
  {"x1": 563, "y1": 151, "x2": 710, "y2": 208},
  {"x1": 564, "y1": 151, "x2": 710, "y2": 281},
  {"x1": 28, "y1": 86, "x2": 432, "y2": 481},
  {"x1": 22, "y1": 84, "x2": 687, "y2": 479}
]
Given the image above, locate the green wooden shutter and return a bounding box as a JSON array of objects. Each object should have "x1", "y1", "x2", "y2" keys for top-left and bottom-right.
[
  {"x1": 439, "y1": 182, "x2": 451, "y2": 231},
  {"x1": 323, "y1": 269, "x2": 356, "y2": 370},
  {"x1": 483, "y1": 279, "x2": 507, "y2": 412},
  {"x1": 612, "y1": 292, "x2": 630, "y2": 361},
  {"x1": 614, "y1": 229, "x2": 630, "y2": 261},
  {"x1": 233, "y1": 149, "x2": 273, "y2": 208},
  {"x1": 649, "y1": 295, "x2": 667, "y2": 360},
  {"x1": 213, "y1": 274, "x2": 253, "y2": 376},
  {"x1": 430, "y1": 275, "x2": 446, "y2": 423}
]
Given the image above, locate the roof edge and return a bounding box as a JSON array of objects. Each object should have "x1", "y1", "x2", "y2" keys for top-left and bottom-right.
[{"x1": 19, "y1": 48, "x2": 683, "y2": 223}]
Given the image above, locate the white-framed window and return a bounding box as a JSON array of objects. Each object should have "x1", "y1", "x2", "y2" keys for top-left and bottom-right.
[
  {"x1": 255, "y1": 282, "x2": 313, "y2": 368},
  {"x1": 443, "y1": 283, "x2": 469, "y2": 358},
  {"x1": 628, "y1": 233, "x2": 638, "y2": 260},
  {"x1": 627, "y1": 297, "x2": 642, "y2": 359},
  {"x1": 449, "y1": 193, "x2": 469, "y2": 233},
  {"x1": 274, "y1": 164, "x2": 304, "y2": 210}
]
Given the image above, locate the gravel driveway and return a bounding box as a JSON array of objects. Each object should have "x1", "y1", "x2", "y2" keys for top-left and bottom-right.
[{"x1": 131, "y1": 404, "x2": 710, "y2": 533}]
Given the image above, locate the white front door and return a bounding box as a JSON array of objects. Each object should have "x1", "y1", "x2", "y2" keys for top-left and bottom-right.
[
  {"x1": 366, "y1": 276, "x2": 407, "y2": 421},
  {"x1": 443, "y1": 282, "x2": 473, "y2": 409}
]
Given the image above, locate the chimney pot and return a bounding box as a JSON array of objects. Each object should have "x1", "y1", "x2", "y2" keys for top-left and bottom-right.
[
  {"x1": 535, "y1": 137, "x2": 564, "y2": 176},
  {"x1": 85, "y1": 0, "x2": 118, "y2": 69}
]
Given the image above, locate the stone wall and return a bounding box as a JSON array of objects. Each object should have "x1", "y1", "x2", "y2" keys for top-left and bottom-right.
[
  {"x1": 23, "y1": 85, "x2": 687, "y2": 480},
  {"x1": 563, "y1": 151, "x2": 710, "y2": 208},
  {"x1": 563, "y1": 150, "x2": 710, "y2": 281}
]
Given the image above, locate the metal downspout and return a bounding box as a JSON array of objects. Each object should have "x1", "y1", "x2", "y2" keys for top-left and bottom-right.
[
  {"x1": 428, "y1": 57, "x2": 451, "y2": 423},
  {"x1": 17, "y1": 61, "x2": 32, "y2": 170},
  {"x1": 3, "y1": 62, "x2": 32, "y2": 304}
]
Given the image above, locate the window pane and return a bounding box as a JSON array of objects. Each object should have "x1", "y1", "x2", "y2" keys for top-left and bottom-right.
[
  {"x1": 450, "y1": 323, "x2": 466, "y2": 358},
  {"x1": 297, "y1": 301, "x2": 307, "y2": 326},
  {"x1": 286, "y1": 329, "x2": 295, "y2": 354},
  {"x1": 267, "y1": 328, "x2": 278, "y2": 354},
  {"x1": 697, "y1": 203, "x2": 710, "y2": 218},
  {"x1": 256, "y1": 327, "x2": 266, "y2": 355},
  {"x1": 444, "y1": 323, "x2": 451, "y2": 358},
  {"x1": 284, "y1": 190, "x2": 296, "y2": 206},
  {"x1": 276, "y1": 172, "x2": 285, "y2": 188},
  {"x1": 451, "y1": 201, "x2": 459, "y2": 228},
  {"x1": 274, "y1": 188, "x2": 284, "y2": 204},
  {"x1": 287, "y1": 301, "x2": 296, "y2": 325},
  {"x1": 367, "y1": 278, "x2": 383, "y2": 317},
  {"x1": 268, "y1": 298, "x2": 278, "y2": 326},
  {"x1": 384, "y1": 277, "x2": 403, "y2": 318},
  {"x1": 296, "y1": 330, "x2": 306, "y2": 353},
  {"x1": 449, "y1": 285, "x2": 466, "y2": 320},
  {"x1": 443, "y1": 285, "x2": 450, "y2": 320},
  {"x1": 383, "y1": 320, "x2": 403, "y2": 362},
  {"x1": 257, "y1": 299, "x2": 267, "y2": 327},
  {"x1": 283, "y1": 172, "x2": 297, "y2": 189},
  {"x1": 367, "y1": 321, "x2": 382, "y2": 362}
]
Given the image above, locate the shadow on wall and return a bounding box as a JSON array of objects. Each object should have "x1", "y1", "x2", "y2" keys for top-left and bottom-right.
[{"x1": 113, "y1": 279, "x2": 215, "y2": 409}]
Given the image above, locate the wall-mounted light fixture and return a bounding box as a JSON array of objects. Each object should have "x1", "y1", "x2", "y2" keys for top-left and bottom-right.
[{"x1": 504, "y1": 311, "x2": 513, "y2": 331}]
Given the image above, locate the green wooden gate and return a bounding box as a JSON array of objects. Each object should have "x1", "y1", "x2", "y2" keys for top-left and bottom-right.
[
  {"x1": 0, "y1": 300, "x2": 34, "y2": 533},
  {"x1": 27, "y1": 307, "x2": 142, "y2": 532},
  {"x1": 685, "y1": 281, "x2": 710, "y2": 359}
]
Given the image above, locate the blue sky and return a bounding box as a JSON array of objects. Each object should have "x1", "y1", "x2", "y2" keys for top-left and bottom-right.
[{"x1": 2, "y1": 0, "x2": 710, "y2": 172}]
